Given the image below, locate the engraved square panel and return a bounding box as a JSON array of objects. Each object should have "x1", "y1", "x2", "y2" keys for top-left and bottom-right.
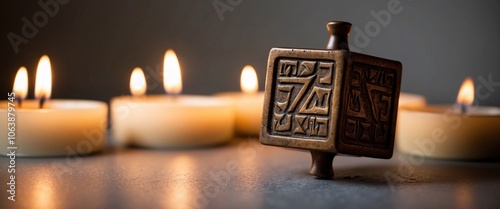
[
  {"x1": 336, "y1": 52, "x2": 402, "y2": 158},
  {"x1": 270, "y1": 58, "x2": 334, "y2": 140},
  {"x1": 260, "y1": 48, "x2": 347, "y2": 152}
]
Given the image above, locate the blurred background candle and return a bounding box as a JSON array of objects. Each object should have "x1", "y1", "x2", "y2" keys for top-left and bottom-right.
[
  {"x1": 397, "y1": 77, "x2": 500, "y2": 160},
  {"x1": 0, "y1": 55, "x2": 107, "y2": 157},
  {"x1": 111, "y1": 49, "x2": 235, "y2": 148},
  {"x1": 217, "y1": 65, "x2": 264, "y2": 136},
  {"x1": 398, "y1": 93, "x2": 426, "y2": 109},
  {"x1": 395, "y1": 92, "x2": 427, "y2": 145}
]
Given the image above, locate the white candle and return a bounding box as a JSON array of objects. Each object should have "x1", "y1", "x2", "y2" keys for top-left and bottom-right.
[
  {"x1": 111, "y1": 95, "x2": 234, "y2": 147},
  {"x1": 0, "y1": 100, "x2": 107, "y2": 157},
  {"x1": 217, "y1": 65, "x2": 264, "y2": 136},
  {"x1": 398, "y1": 93, "x2": 426, "y2": 109},
  {"x1": 111, "y1": 49, "x2": 235, "y2": 148},
  {"x1": 0, "y1": 56, "x2": 107, "y2": 157},
  {"x1": 395, "y1": 92, "x2": 427, "y2": 145},
  {"x1": 397, "y1": 77, "x2": 500, "y2": 160}
]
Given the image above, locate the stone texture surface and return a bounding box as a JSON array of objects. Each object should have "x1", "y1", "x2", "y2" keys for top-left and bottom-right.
[{"x1": 1, "y1": 138, "x2": 500, "y2": 209}]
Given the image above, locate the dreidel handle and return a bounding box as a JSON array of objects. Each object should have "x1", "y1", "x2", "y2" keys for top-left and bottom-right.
[{"x1": 326, "y1": 21, "x2": 351, "y2": 50}]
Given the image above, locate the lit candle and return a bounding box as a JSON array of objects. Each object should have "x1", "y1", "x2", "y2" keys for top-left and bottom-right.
[
  {"x1": 0, "y1": 55, "x2": 108, "y2": 157},
  {"x1": 217, "y1": 65, "x2": 265, "y2": 136},
  {"x1": 111, "y1": 49, "x2": 235, "y2": 148},
  {"x1": 397, "y1": 77, "x2": 500, "y2": 160}
]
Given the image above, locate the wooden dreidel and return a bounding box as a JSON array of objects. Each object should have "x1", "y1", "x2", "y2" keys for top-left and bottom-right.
[{"x1": 260, "y1": 21, "x2": 402, "y2": 179}]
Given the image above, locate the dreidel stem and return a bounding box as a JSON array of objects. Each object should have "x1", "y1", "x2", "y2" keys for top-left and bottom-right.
[{"x1": 309, "y1": 151, "x2": 336, "y2": 179}]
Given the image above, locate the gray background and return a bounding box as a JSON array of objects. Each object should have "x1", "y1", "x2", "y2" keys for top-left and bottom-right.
[{"x1": 1, "y1": 0, "x2": 499, "y2": 105}]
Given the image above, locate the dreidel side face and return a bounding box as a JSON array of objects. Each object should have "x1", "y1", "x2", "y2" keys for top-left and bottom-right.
[
  {"x1": 336, "y1": 52, "x2": 402, "y2": 158},
  {"x1": 260, "y1": 48, "x2": 402, "y2": 159},
  {"x1": 260, "y1": 48, "x2": 348, "y2": 152}
]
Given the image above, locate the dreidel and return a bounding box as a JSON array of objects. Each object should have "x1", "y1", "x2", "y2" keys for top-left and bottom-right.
[{"x1": 260, "y1": 21, "x2": 402, "y2": 179}]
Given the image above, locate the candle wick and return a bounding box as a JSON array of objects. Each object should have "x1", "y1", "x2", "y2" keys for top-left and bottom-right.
[
  {"x1": 17, "y1": 97, "x2": 22, "y2": 109},
  {"x1": 168, "y1": 92, "x2": 180, "y2": 101},
  {"x1": 39, "y1": 96, "x2": 46, "y2": 109},
  {"x1": 132, "y1": 94, "x2": 146, "y2": 102},
  {"x1": 460, "y1": 103, "x2": 469, "y2": 114}
]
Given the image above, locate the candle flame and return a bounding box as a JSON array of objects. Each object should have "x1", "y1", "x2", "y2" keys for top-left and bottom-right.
[
  {"x1": 456, "y1": 77, "x2": 474, "y2": 107},
  {"x1": 240, "y1": 65, "x2": 258, "y2": 94},
  {"x1": 163, "y1": 49, "x2": 182, "y2": 95},
  {"x1": 13, "y1": 66, "x2": 28, "y2": 100},
  {"x1": 130, "y1": 67, "x2": 147, "y2": 96},
  {"x1": 35, "y1": 55, "x2": 52, "y2": 100}
]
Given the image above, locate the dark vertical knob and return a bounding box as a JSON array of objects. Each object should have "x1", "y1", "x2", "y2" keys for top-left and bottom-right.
[
  {"x1": 326, "y1": 21, "x2": 352, "y2": 50},
  {"x1": 309, "y1": 151, "x2": 336, "y2": 179}
]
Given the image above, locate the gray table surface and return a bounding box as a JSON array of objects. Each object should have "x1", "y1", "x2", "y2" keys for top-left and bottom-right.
[{"x1": 1, "y1": 138, "x2": 500, "y2": 209}]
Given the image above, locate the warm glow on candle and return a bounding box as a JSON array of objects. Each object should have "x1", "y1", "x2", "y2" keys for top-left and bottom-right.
[
  {"x1": 456, "y1": 77, "x2": 474, "y2": 107},
  {"x1": 13, "y1": 66, "x2": 28, "y2": 100},
  {"x1": 163, "y1": 49, "x2": 182, "y2": 95},
  {"x1": 240, "y1": 65, "x2": 258, "y2": 94},
  {"x1": 130, "y1": 67, "x2": 147, "y2": 96},
  {"x1": 35, "y1": 55, "x2": 52, "y2": 100}
]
